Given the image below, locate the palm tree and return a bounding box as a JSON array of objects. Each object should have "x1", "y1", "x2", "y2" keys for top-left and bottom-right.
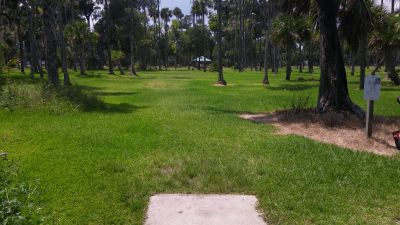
[
  {"x1": 370, "y1": 5, "x2": 400, "y2": 85},
  {"x1": 285, "y1": 0, "x2": 367, "y2": 118},
  {"x1": 173, "y1": 7, "x2": 183, "y2": 21},
  {"x1": 339, "y1": 0, "x2": 373, "y2": 89},
  {"x1": 64, "y1": 20, "x2": 90, "y2": 76},
  {"x1": 271, "y1": 14, "x2": 298, "y2": 81},
  {"x1": 161, "y1": 7, "x2": 172, "y2": 70},
  {"x1": 191, "y1": 0, "x2": 201, "y2": 26}
]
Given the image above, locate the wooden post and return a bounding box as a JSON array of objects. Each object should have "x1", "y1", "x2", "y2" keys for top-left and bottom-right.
[{"x1": 366, "y1": 100, "x2": 374, "y2": 138}]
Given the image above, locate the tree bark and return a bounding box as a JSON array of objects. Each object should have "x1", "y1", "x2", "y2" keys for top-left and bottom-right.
[
  {"x1": 263, "y1": 36, "x2": 269, "y2": 85},
  {"x1": 307, "y1": 41, "x2": 314, "y2": 73},
  {"x1": 42, "y1": 0, "x2": 59, "y2": 86},
  {"x1": 285, "y1": 44, "x2": 292, "y2": 81},
  {"x1": 299, "y1": 43, "x2": 303, "y2": 73},
  {"x1": 105, "y1": 0, "x2": 114, "y2": 74},
  {"x1": 28, "y1": 3, "x2": 38, "y2": 79},
  {"x1": 359, "y1": 35, "x2": 367, "y2": 89},
  {"x1": 385, "y1": 47, "x2": 400, "y2": 85},
  {"x1": 217, "y1": 0, "x2": 226, "y2": 85},
  {"x1": 57, "y1": 3, "x2": 70, "y2": 85},
  {"x1": 130, "y1": 5, "x2": 138, "y2": 76},
  {"x1": 17, "y1": 22, "x2": 25, "y2": 74},
  {"x1": 203, "y1": 13, "x2": 207, "y2": 72},
  {"x1": 316, "y1": 0, "x2": 364, "y2": 119},
  {"x1": 164, "y1": 22, "x2": 168, "y2": 70}
]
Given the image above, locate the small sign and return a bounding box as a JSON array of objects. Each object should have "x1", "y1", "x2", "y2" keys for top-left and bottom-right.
[{"x1": 364, "y1": 75, "x2": 381, "y2": 101}]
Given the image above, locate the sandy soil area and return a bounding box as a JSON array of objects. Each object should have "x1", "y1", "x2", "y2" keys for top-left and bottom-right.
[{"x1": 240, "y1": 110, "x2": 400, "y2": 156}]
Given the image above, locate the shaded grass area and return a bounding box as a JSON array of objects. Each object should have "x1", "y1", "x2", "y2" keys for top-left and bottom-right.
[{"x1": 0, "y1": 68, "x2": 399, "y2": 224}]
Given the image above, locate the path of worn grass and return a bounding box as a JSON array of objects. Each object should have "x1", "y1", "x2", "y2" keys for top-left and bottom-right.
[{"x1": 1, "y1": 68, "x2": 400, "y2": 224}]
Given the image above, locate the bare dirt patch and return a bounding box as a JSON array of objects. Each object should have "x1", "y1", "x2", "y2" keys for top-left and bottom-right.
[
  {"x1": 240, "y1": 110, "x2": 400, "y2": 156},
  {"x1": 211, "y1": 83, "x2": 237, "y2": 87}
]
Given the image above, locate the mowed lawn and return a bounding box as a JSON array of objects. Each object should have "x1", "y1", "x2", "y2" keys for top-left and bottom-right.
[{"x1": 1, "y1": 68, "x2": 400, "y2": 224}]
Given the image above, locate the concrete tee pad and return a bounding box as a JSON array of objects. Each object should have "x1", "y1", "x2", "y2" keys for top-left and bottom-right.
[{"x1": 145, "y1": 194, "x2": 267, "y2": 225}]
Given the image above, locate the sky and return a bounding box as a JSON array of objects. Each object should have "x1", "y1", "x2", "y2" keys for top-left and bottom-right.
[
  {"x1": 159, "y1": 0, "x2": 398, "y2": 16},
  {"x1": 160, "y1": 0, "x2": 192, "y2": 15}
]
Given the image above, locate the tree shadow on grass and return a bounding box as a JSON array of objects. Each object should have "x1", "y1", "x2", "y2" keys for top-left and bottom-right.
[{"x1": 56, "y1": 85, "x2": 145, "y2": 114}]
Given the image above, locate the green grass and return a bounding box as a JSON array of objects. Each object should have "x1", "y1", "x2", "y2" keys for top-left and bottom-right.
[{"x1": 1, "y1": 67, "x2": 400, "y2": 224}]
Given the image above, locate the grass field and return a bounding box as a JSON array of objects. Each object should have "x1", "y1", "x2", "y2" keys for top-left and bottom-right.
[{"x1": 1, "y1": 67, "x2": 400, "y2": 224}]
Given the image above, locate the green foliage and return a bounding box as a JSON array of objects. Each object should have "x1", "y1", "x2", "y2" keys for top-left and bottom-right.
[
  {"x1": 0, "y1": 79, "x2": 103, "y2": 113},
  {"x1": 370, "y1": 7, "x2": 400, "y2": 51},
  {"x1": 271, "y1": 14, "x2": 299, "y2": 48},
  {"x1": 0, "y1": 159, "x2": 42, "y2": 224},
  {"x1": 111, "y1": 50, "x2": 125, "y2": 62}
]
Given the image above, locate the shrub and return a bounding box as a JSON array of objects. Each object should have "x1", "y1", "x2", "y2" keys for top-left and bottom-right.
[{"x1": 0, "y1": 80, "x2": 104, "y2": 114}]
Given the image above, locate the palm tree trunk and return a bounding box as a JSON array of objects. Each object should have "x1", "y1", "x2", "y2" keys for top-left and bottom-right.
[
  {"x1": 17, "y1": 22, "x2": 25, "y2": 74},
  {"x1": 351, "y1": 52, "x2": 355, "y2": 76},
  {"x1": 79, "y1": 47, "x2": 86, "y2": 76},
  {"x1": 392, "y1": 0, "x2": 395, "y2": 13},
  {"x1": 57, "y1": 3, "x2": 70, "y2": 85},
  {"x1": 217, "y1": 0, "x2": 226, "y2": 85},
  {"x1": 130, "y1": 5, "x2": 138, "y2": 76},
  {"x1": 316, "y1": 0, "x2": 364, "y2": 119},
  {"x1": 164, "y1": 22, "x2": 168, "y2": 70},
  {"x1": 285, "y1": 44, "x2": 292, "y2": 81},
  {"x1": 307, "y1": 41, "x2": 314, "y2": 73},
  {"x1": 42, "y1": 0, "x2": 59, "y2": 86},
  {"x1": 263, "y1": 36, "x2": 269, "y2": 85},
  {"x1": 28, "y1": 4, "x2": 37, "y2": 79},
  {"x1": 299, "y1": 43, "x2": 303, "y2": 73},
  {"x1": 203, "y1": 13, "x2": 207, "y2": 72},
  {"x1": 359, "y1": 35, "x2": 367, "y2": 89},
  {"x1": 385, "y1": 47, "x2": 400, "y2": 85},
  {"x1": 105, "y1": 0, "x2": 114, "y2": 74}
]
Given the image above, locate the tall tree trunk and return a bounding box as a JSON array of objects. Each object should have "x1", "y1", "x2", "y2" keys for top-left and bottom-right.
[
  {"x1": 307, "y1": 41, "x2": 314, "y2": 73},
  {"x1": 105, "y1": 0, "x2": 114, "y2": 74},
  {"x1": 42, "y1": 0, "x2": 59, "y2": 86},
  {"x1": 79, "y1": 47, "x2": 86, "y2": 76},
  {"x1": 130, "y1": 5, "x2": 137, "y2": 76},
  {"x1": 285, "y1": 44, "x2": 292, "y2": 81},
  {"x1": 164, "y1": 22, "x2": 168, "y2": 70},
  {"x1": 202, "y1": 13, "x2": 207, "y2": 72},
  {"x1": 58, "y1": 3, "x2": 70, "y2": 85},
  {"x1": 217, "y1": 0, "x2": 226, "y2": 85},
  {"x1": 239, "y1": 0, "x2": 244, "y2": 72},
  {"x1": 316, "y1": 0, "x2": 364, "y2": 119},
  {"x1": 299, "y1": 43, "x2": 303, "y2": 73},
  {"x1": 157, "y1": 2, "x2": 162, "y2": 70},
  {"x1": 392, "y1": 0, "x2": 395, "y2": 13},
  {"x1": 263, "y1": 36, "x2": 269, "y2": 85},
  {"x1": 28, "y1": 4, "x2": 37, "y2": 79},
  {"x1": 17, "y1": 22, "x2": 25, "y2": 74},
  {"x1": 385, "y1": 47, "x2": 400, "y2": 85},
  {"x1": 351, "y1": 52, "x2": 355, "y2": 76},
  {"x1": 359, "y1": 35, "x2": 367, "y2": 89}
]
